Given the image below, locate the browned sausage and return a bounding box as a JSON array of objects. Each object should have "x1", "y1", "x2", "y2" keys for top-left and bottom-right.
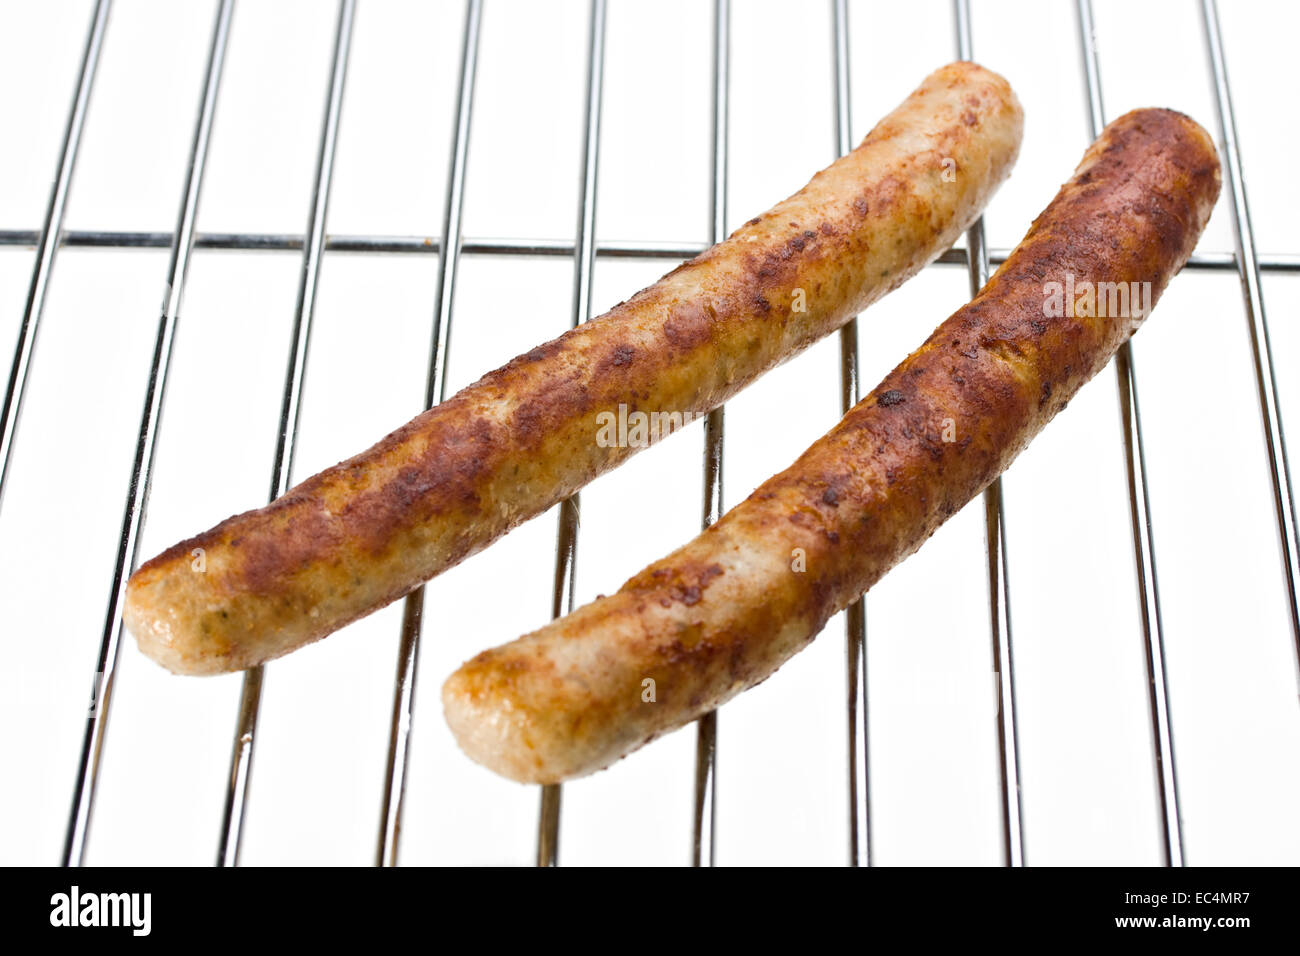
[
  {"x1": 124, "y1": 62, "x2": 1023, "y2": 675},
  {"x1": 442, "y1": 108, "x2": 1222, "y2": 784}
]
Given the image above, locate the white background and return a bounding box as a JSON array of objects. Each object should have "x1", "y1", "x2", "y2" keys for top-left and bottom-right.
[{"x1": 1, "y1": 0, "x2": 1298, "y2": 866}]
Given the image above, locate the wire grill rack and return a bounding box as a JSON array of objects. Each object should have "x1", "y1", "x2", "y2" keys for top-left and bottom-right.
[{"x1": 2, "y1": 0, "x2": 1297, "y2": 867}]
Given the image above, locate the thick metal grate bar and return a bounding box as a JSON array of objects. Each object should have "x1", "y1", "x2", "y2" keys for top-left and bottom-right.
[
  {"x1": 374, "y1": 0, "x2": 484, "y2": 869},
  {"x1": 216, "y1": 0, "x2": 357, "y2": 868},
  {"x1": 4, "y1": 228, "x2": 1295, "y2": 275},
  {"x1": 61, "y1": 0, "x2": 235, "y2": 866},
  {"x1": 536, "y1": 0, "x2": 607, "y2": 868},
  {"x1": 954, "y1": 0, "x2": 1026, "y2": 867},
  {"x1": 689, "y1": 0, "x2": 729, "y2": 869},
  {"x1": 1075, "y1": 0, "x2": 1183, "y2": 867},
  {"x1": 1200, "y1": 0, "x2": 1300, "y2": 676},
  {"x1": 832, "y1": 0, "x2": 872, "y2": 868},
  {"x1": 0, "y1": 0, "x2": 111, "y2": 510}
]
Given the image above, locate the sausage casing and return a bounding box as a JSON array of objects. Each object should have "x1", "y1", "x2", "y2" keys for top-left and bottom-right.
[
  {"x1": 125, "y1": 62, "x2": 1022, "y2": 675},
  {"x1": 442, "y1": 108, "x2": 1221, "y2": 784}
]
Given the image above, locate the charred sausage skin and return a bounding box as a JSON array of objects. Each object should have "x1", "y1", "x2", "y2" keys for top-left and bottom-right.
[
  {"x1": 125, "y1": 62, "x2": 1022, "y2": 675},
  {"x1": 443, "y1": 108, "x2": 1221, "y2": 784}
]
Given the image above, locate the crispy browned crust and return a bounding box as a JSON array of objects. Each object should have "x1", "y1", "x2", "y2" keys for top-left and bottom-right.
[
  {"x1": 442, "y1": 108, "x2": 1222, "y2": 784},
  {"x1": 124, "y1": 62, "x2": 1023, "y2": 675}
]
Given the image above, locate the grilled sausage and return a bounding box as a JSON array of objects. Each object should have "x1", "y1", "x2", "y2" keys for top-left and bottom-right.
[
  {"x1": 442, "y1": 108, "x2": 1222, "y2": 784},
  {"x1": 124, "y1": 61, "x2": 1023, "y2": 675}
]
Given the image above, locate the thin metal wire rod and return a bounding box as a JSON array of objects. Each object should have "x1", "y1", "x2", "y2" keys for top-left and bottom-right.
[
  {"x1": 0, "y1": 0, "x2": 111, "y2": 513},
  {"x1": 982, "y1": 476, "x2": 1023, "y2": 864},
  {"x1": 375, "y1": 0, "x2": 483, "y2": 869},
  {"x1": 831, "y1": 0, "x2": 871, "y2": 869},
  {"x1": 0, "y1": 228, "x2": 1292, "y2": 274},
  {"x1": 61, "y1": 0, "x2": 234, "y2": 867},
  {"x1": 537, "y1": 0, "x2": 606, "y2": 868},
  {"x1": 1075, "y1": 0, "x2": 1183, "y2": 867},
  {"x1": 214, "y1": 0, "x2": 355, "y2": 868},
  {"x1": 954, "y1": 0, "x2": 1025, "y2": 868},
  {"x1": 1201, "y1": 0, "x2": 1300, "y2": 676},
  {"x1": 0, "y1": 230, "x2": 692, "y2": 259},
  {"x1": 690, "y1": 0, "x2": 729, "y2": 870}
]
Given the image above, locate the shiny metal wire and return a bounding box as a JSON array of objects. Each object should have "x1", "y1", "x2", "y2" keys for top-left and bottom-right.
[
  {"x1": 536, "y1": 0, "x2": 607, "y2": 868},
  {"x1": 0, "y1": 0, "x2": 111, "y2": 512},
  {"x1": 832, "y1": 0, "x2": 872, "y2": 869},
  {"x1": 62, "y1": 0, "x2": 235, "y2": 866},
  {"x1": 375, "y1": 0, "x2": 484, "y2": 870},
  {"x1": 689, "y1": 0, "x2": 729, "y2": 870},
  {"x1": 1200, "y1": 0, "x2": 1300, "y2": 685},
  {"x1": 954, "y1": 0, "x2": 1026, "y2": 869},
  {"x1": 216, "y1": 0, "x2": 357, "y2": 868},
  {"x1": 1075, "y1": 0, "x2": 1184, "y2": 867},
  {"x1": 2, "y1": 229, "x2": 1294, "y2": 272}
]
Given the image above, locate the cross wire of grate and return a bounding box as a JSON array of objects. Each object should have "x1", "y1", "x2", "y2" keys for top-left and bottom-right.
[
  {"x1": 0, "y1": 0, "x2": 1292, "y2": 866},
  {"x1": 5, "y1": 229, "x2": 1299, "y2": 271}
]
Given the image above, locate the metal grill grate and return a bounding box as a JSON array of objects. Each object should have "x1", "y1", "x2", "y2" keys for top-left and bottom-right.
[{"x1": 2, "y1": 0, "x2": 1296, "y2": 867}]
